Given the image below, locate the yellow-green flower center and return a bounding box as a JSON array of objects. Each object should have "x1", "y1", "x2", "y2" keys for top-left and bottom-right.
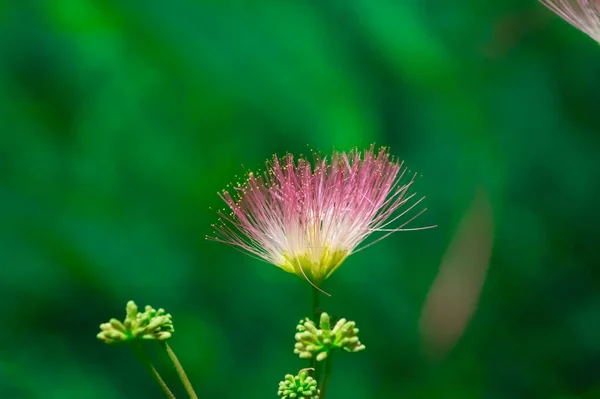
[{"x1": 281, "y1": 247, "x2": 348, "y2": 285}]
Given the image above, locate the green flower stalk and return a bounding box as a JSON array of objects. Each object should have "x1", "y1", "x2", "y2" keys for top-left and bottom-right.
[
  {"x1": 97, "y1": 301, "x2": 177, "y2": 399},
  {"x1": 278, "y1": 369, "x2": 320, "y2": 399},
  {"x1": 97, "y1": 301, "x2": 174, "y2": 345},
  {"x1": 294, "y1": 312, "x2": 365, "y2": 361},
  {"x1": 97, "y1": 301, "x2": 198, "y2": 398}
]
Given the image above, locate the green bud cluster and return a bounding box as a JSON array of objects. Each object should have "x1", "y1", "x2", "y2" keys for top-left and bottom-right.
[
  {"x1": 97, "y1": 301, "x2": 174, "y2": 344},
  {"x1": 294, "y1": 312, "x2": 365, "y2": 361},
  {"x1": 278, "y1": 370, "x2": 319, "y2": 399}
]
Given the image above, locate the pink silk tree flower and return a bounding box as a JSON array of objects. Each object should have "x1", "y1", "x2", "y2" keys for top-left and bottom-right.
[
  {"x1": 208, "y1": 145, "x2": 430, "y2": 289},
  {"x1": 540, "y1": 0, "x2": 600, "y2": 43}
]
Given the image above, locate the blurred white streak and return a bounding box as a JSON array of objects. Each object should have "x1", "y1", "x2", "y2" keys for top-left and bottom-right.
[{"x1": 419, "y1": 188, "x2": 494, "y2": 360}]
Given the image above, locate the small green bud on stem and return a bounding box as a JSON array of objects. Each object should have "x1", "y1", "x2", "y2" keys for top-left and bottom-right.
[
  {"x1": 97, "y1": 301, "x2": 174, "y2": 345},
  {"x1": 294, "y1": 312, "x2": 365, "y2": 361},
  {"x1": 278, "y1": 369, "x2": 320, "y2": 399}
]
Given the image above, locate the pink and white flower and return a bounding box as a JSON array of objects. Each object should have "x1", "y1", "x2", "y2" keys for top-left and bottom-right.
[
  {"x1": 540, "y1": 0, "x2": 600, "y2": 43},
  {"x1": 208, "y1": 145, "x2": 430, "y2": 287}
]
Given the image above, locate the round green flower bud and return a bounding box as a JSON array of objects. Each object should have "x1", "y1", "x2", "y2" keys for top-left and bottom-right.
[
  {"x1": 294, "y1": 312, "x2": 365, "y2": 361},
  {"x1": 97, "y1": 301, "x2": 174, "y2": 345},
  {"x1": 278, "y1": 370, "x2": 319, "y2": 399}
]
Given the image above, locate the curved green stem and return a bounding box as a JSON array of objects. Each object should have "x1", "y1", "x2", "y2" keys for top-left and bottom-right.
[
  {"x1": 162, "y1": 342, "x2": 198, "y2": 399},
  {"x1": 131, "y1": 344, "x2": 176, "y2": 399},
  {"x1": 319, "y1": 353, "x2": 334, "y2": 399}
]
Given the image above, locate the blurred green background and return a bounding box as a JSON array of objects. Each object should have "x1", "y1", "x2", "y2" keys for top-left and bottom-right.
[{"x1": 2, "y1": 0, "x2": 600, "y2": 398}]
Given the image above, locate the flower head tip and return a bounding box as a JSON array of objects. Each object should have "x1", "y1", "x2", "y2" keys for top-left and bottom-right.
[{"x1": 540, "y1": 0, "x2": 600, "y2": 43}]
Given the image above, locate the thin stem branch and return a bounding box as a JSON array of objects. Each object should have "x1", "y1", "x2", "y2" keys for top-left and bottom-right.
[
  {"x1": 131, "y1": 345, "x2": 176, "y2": 399},
  {"x1": 162, "y1": 342, "x2": 198, "y2": 399},
  {"x1": 309, "y1": 286, "x2": 322, "y2": 375},
  {"x1": 319, "y1": 354, "x2": 334, "y2": 399},
  {"x1": 312, "y1": 286, "x2": 321, "y2": 321}
]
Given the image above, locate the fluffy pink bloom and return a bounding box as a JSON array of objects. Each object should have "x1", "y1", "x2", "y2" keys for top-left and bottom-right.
[
  {"x1": 540, "y1": 0, "x2": 600, "y2": 42},
  {"x1": 208, "y1": 145, "x2": 429, "y2": 287}
]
